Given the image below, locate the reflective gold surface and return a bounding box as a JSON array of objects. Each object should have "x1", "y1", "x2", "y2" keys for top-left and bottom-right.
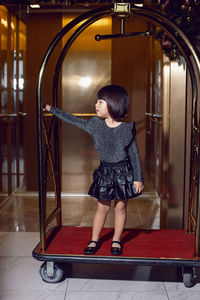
[
  {"x1": 112, "y1": 15, "x2": 149, "y2": 165},
  {"x1": 158, "y1": 57, "x2": 187, "y2": 229},
  {"x1": 167, "y1": 60, "x2": 187, "y2": 229},
  {"x1": 161, "y1": 55, "x2": 170, "y2": 229},
  {"x1": 0, "y1": 192, "x2": 160, "y2": 232},
  {"x1": 23, "y1": 12, "x2": 62, "y2": 191},
  {"x1": 0, "y1": 6, "x2": 26, "y2": 205},
  {"x1": 61, "y1": 14, "x2": 112, "y2": 193},
  {"x1": 145, "y1": 28, "x2": 163, "y2": 193}
]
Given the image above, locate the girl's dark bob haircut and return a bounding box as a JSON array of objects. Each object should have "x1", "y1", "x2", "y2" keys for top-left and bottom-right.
[{"x1": 97, "y1": 84, "x2": 130, "y2": 121}]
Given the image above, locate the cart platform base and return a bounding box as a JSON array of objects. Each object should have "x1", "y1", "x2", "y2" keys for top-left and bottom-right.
[{"x1": 33, "y1": 226, "x2": 200, "y2": 267}]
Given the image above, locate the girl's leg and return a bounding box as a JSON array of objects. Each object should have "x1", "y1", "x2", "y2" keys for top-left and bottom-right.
[
  {"x1": 112, "y1": 199, "x2": 128, "y2": 247},
  {"x1": 88, "y1": 200, "x2": 111, "y2": 247}
]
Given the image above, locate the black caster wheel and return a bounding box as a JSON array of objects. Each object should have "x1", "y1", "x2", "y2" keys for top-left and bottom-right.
[
  {"x1": 40, "y1": 262, "x2": 64, "y2": 283},
  {"x1": 182, "y1": 267, "x2": 195, "y2": 288}
]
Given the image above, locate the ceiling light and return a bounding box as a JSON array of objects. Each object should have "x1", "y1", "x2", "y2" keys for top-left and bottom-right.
[
  {"x1": 79, "y1": 76, "x2": 91, "y2": 88},
  {"x1": 1, "y1": 18, "x2": 8, "y2": 27},
  {"x1": 30, "y1": 4, "x2": 40, "y2": 9},
  {"x1": 134, "y1": 4, "x2": 143, "y2": 7}
]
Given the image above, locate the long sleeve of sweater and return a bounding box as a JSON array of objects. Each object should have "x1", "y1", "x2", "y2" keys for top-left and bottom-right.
[
  {"x1": 128, "y1": 137, "x2": 143, "y2": 182},
  {"x1": 50, "y1": 106, "x2": 92, "y2": 134}
]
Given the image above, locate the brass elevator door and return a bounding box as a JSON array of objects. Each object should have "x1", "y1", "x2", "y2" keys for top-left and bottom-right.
[
  {"x1": 145, "y1": 33, "x2": 187, "y2": 228},
  {"x1": 61, "y1": 15, "x2": 112, "y2": 194}
]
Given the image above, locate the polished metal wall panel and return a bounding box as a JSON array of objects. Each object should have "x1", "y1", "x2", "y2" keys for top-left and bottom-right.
[
  {"x1": 0, "y1": 6, "x2": 26, "y2": 206},
  {"x1": 168, "y1": 60, "x2": 187, "y2": 228},
  {"x1": 161, "y1": 57, "x2": 187, "y2": 229},
  {"x1": 161, "y1": 55, "x2": 170, "y2": 228},
  {"x1": 145, "y1": 31, "x2": 163, "y2": 192},
  {"x1": 61, "y1": 15, "x2": 111, "y2": 193}
]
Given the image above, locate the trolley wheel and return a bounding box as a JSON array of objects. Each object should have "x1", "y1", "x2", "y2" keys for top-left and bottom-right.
[
  {"x1": 40, "y1": 262, "x2": 63, "y2": 283},
  {"x1": 182, "y1": 267, "x2": 195, "y2": 288}
]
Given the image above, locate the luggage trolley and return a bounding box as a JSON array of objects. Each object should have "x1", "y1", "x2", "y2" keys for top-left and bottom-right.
[{"x1": 32, "y1": 3, "x2": 200, "y2": 287}]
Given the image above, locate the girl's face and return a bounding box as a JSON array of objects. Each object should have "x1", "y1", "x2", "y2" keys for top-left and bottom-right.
[{"x1": 95, "y1": 99, "x2": 110, "y2": 119}]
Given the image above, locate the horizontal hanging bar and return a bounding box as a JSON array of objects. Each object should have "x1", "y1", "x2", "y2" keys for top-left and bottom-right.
[
  {"x1": 95, "y1": 30, "x2": 151, "y2": 41},
  {"x1": 43, "y1": 110, "x2": 96, "y2": 118},
  {"x1": 145, "y1": 112, "x2": 162, "y2": 119},
  {"x1": 0, "y1": 112, "x2": 27, "y2": 118}
]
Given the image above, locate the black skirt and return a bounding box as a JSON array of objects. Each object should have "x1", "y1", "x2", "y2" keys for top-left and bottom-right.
[{"x1": 88, "y1": 158, "x2": 140, "y2": 201}]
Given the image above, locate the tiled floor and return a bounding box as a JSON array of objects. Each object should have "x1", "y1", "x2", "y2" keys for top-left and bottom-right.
[{"x1": 0, "y1": 192, "x2": 200, "y2": 300}]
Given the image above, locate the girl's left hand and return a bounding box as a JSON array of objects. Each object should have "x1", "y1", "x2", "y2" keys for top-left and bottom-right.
[
  {"x1": 133, "y1": 181, "x2": 144, "y2": 194},
  {"x1": 45, "y1": 104, "x2": 51, "y2": 111}
]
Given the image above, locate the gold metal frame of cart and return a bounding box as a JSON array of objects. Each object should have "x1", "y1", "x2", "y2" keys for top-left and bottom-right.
[{"x1": 36, "y1": 3, "x2": 200, "y2": 257}]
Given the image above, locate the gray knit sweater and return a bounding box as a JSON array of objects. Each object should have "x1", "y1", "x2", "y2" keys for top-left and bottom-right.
[{"x1": 50, "y1": 107, "x2": 143, "y2": 182}]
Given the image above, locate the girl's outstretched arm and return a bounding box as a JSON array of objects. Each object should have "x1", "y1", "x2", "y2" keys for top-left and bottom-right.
[{"x1": 44, "y1": 105, "x2": 94, "y2": 134}]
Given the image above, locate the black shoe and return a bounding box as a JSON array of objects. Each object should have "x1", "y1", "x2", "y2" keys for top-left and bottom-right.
[
  {"x1": 84, "y1": 240, "x2": 100, "y2": 255},
  {"x1": 111, "y1": 241, "x2": 123, "y2": 255}
]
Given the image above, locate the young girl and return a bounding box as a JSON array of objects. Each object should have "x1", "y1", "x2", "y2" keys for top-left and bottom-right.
[{"x1": 45, "y1": 84, "x2": 144, "y2": 256}]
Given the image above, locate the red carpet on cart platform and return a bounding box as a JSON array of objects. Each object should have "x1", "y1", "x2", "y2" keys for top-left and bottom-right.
[{"x1": 40, "y1": 226, "x2": 196, "y2": 259}]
